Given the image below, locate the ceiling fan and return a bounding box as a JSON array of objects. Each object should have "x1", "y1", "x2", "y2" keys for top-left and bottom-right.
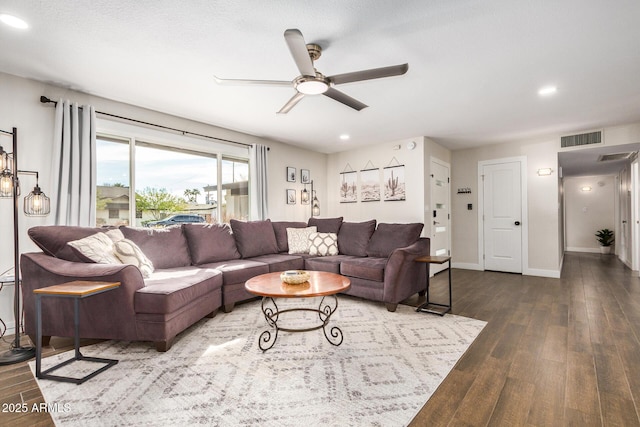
[{"x1": 214, "y1": 29, "x2": 409, "y2": 114}]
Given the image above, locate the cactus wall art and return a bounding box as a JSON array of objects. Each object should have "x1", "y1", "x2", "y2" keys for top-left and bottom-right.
[
  {"x1": 383, "y1": 165, "x2": 406, "y2": 201},
  {"x1": 339, "y1": 171, "x2": 358, "y2": 203}
]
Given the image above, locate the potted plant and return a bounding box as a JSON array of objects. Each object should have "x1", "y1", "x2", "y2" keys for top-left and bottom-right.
[{"x1": 595, "y1": 228, "x2": 614, "y2": 254}]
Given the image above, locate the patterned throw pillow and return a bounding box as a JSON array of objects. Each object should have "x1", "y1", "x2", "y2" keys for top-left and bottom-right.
[
  {"x1": 308, "y1": 232, "x2": 339, "y2": 256},
  {"x1": 67, "y1": 232, "x2": 122, "y2": 264},
  {"x1": 113, "y1": 239, "x2": 154, "y2": 278},
  {"x1": 287, "y1": 226, "x2": 317, "y2": 254}
]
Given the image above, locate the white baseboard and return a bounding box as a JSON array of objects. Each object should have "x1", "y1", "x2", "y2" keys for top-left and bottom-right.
[
  {"x1": 452, "y1": 262, "x2": 560, "y2": 278},
  {"x1": 452, "y1": 262, "x2": 483, "y2": 271},
  {"x1": 566, "y1": 247, "x2": 601, "y2": 253},
  {"x1": 524, "y1": 268, "x2": 561, "y2": 279}
]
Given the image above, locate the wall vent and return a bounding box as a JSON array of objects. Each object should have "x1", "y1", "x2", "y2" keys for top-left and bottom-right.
[
  {"x1": 597, "y1": 152, "x2": 634, "y2": 162},
  {"x1": 561, "y1": 130, "x2": 602, "y2": 148}
]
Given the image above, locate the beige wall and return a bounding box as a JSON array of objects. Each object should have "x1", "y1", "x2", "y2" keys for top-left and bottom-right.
[
  {"x1": 451, "y1": 137, "x2": 560, "y2": 275},
  {"x1": 452, "y1": 122, "x2": 640, "y2": 277},
  {"x1": 564, "y1": 175, "x2": 615, "y2": 252}
]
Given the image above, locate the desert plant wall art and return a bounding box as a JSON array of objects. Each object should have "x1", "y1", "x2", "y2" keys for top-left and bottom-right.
[
  {"x1": 383, "y1": 165, "x2": 406, "y2": 201},
  {"x1": 360, "y1": 167, "x2": 381, "y2": 202},
  {"x1": 337, "y1": 159, "x2": 408, "y2": 205},
  {"x1": 340, "y1": 171, "x2": 358, "y2": 203}
]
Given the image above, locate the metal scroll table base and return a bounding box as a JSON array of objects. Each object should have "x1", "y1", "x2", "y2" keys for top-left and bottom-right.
[{"x1": 258, "y1": 295, "x2": 344, "y2": 351}]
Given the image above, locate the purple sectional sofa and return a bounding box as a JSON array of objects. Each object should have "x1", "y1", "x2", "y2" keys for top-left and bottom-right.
[{"x1": 20, "y1": 218, "x2": 428, "y2": 352}]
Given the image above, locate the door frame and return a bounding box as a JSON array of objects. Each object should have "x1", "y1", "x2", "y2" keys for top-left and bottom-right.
[
  {"x1": 631, "y1": 158, "x2": 639, "y2": 273},
  {"x1": 429, "y1": 156, "x2": 451, "y2": 274},
  {"x1": 477, "y1": 156, "x2": 529, "y2": 273}
]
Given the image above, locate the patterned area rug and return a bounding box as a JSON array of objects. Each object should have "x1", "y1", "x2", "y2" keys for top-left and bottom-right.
[{"x1": 30, "y1": 297, "x2": 485, "y2": 426}]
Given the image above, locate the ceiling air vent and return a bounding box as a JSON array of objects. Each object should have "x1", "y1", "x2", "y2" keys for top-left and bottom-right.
[
  {"x1": 597, "y1": 152, "x2": 634, "y2": 162},
  {"x1": 561, "y1": 131, "x2": 602, "y2": 148}
]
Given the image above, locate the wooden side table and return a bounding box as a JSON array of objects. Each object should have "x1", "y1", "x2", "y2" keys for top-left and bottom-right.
[
  {"x1": 34, "y1": 281, "x2": 120, "y2": 384},
  {"x1": 414, "y1": 256, "x2": 452, "y2": 316}
]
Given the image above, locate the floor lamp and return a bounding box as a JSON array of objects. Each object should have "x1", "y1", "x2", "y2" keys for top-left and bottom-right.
[{"x1": 0, "y1": 127, "x2": 51, "y2": 365}]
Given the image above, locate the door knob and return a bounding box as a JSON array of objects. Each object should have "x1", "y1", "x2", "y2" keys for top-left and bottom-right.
[{"x1": 514, "y1": 221, "x2": 521, "y2": 226}]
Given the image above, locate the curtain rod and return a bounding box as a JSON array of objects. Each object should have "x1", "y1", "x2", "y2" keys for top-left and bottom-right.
[{"x1": 39, "y1": 96, "x2": 261, "y2": 150}]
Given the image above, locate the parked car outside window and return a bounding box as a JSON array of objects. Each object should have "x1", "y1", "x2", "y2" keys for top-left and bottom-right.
[{"x1": 145, "y1": 214, "x2": 205, "y2": 228}]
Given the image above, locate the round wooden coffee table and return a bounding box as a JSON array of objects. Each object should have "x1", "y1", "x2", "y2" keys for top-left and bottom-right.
[{"x1": 245, "y1": 271, "x2": 350, "y2": 351}]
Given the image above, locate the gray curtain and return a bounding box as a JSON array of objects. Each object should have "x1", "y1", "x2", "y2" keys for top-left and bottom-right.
[
  {"x1": 250, "y1": 144, "x2": 269, "y2": 220},
  {"x1": 51, "y1": 99, "x2": 97, "y2": 226}
]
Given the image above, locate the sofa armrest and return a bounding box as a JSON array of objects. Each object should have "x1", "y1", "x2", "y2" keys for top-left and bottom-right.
[
  {"x1": 20, "y1": 252, "x2": 145, "y2": 340},
  {"x1": 383, "y1": 238, "x2": 430, "y2": 303}
]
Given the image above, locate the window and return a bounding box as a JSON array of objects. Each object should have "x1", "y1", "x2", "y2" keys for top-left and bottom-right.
[
  {"x1": 221, "y1": 157, "x2": 249, "y2": 222},
  {"x1": 96, "y1": 137, "x2": 130, "y2": 227},
  {"x1": 95, "y1": 122, "x2": 250, "y2": 227}
]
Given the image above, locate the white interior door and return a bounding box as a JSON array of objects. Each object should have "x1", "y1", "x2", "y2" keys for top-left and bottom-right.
[
  {"x1": 430, "y1": 158, "x2": 451, "y2": 274},
  {"x1": 483, "y1": 161, "x2": 523, "y2": 273}
]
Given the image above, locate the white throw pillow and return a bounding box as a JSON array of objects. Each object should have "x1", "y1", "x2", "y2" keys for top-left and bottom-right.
[
  {"x1": 105, "y1": 228, "x2": 125, "y2": 242},
  {"x1": 113, "y1": 239, "x2": 154, "y2": 278},
  {"x1": 287, "y1": 226, "x2": 317, "y2": 254},
  {"x1": 68, "y1": 232, "x2": 122, "y2": 264},
  {"x1": 308, "y1": 232, "x2": 339, "y2": 256}
]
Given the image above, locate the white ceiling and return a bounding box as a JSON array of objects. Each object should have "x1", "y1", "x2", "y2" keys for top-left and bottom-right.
[{"x1": 1, "y1": 1, "x2": 640, "y2": 155}]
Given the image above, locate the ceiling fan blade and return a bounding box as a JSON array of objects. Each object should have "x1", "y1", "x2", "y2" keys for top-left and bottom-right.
[
  {"x1": 328, "y1": 63, "x2": 409, "y2": 85},
  {"x1": 323, "y1": 87, "x2": 368, "y2": 111},
  {"x1": 214, "y1": 76, "x2": 291, "y2": 87},
  {"x1": 277, "y1": 92, "x2": 305, "y2": 114},
  {"x1": 284, "y1": 29, "x2": 316, "y2": 77}
]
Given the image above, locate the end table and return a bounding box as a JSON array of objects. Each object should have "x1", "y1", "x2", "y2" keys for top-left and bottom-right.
[
  {"x1": 415, "y1": 256, "x2": 452, "y2": 316},
  {"x1": 34, "y1": 281, "x2": 120, "y2": 384}
]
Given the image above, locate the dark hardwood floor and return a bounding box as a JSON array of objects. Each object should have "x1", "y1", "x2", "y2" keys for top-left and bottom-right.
[{"x1": 2, "y1": 252, "x2": 639, "y2": 426}]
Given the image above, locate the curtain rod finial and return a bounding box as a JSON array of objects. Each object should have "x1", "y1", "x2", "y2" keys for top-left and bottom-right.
[{"x1": 40, "y1": 96, "x2": 56, "y2": 105}]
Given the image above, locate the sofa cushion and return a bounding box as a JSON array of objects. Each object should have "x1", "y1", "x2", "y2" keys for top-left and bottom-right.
[
  {"x1": 340, "y1": 257, "x2": 387, "y2": 282},
  {"x1": 309, "y1": 232, "x2": 339, "y2": 256},
  {"x1": 199, "y1": 259, "x2": 270, "y2": 286},
  {"x1": 366, "y1": 223, "x2": 424, "y2": 258},
  {"x1": 337, "y1": 220, "x2": 377, "y2": 256},
  {"x1": 120, "y1": 226, "x2": 191, "y2": 269},
  {"x1": 308, "y1": 217, "x2": 343, "y2": 233},
  {"x1": 183, "y1": 223, "x2": 241, "y2": 265},
  {"x1": 28, "y1": 225, "x2": 109, "y2": 262},
  {"x1": 248, "y1": 254, "x2": 305, "y2": 272},
  {"x1": 287, "y1": 226, "x2": 317, "y2": 254},
  {"x1": 304, "y1": 255, "x2": 359, "y2": 274},
  {"x1": 272, "y1": 221, "x2": 307, "y2": 252},
  {"x1": 135, "y1": 267, "x2": 223, "y2": 314},
  {"x1": 230, "y1": 219, "x2": 279, "y2": 258}
]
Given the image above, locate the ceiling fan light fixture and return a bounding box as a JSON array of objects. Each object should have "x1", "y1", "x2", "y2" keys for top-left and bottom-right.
[{"x1": 295, "y1": 77, "x2": 329, "y2": 95}]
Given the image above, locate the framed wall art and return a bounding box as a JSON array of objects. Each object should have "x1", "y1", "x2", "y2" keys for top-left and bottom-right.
[
  {"x1": 339, "y1": 171, "x2": 358, "y2": 203},
  {"x1": 286, "y1": 189, "x2": 296, "y2": 204},
  {"x1": 286, "y1": 167, "x2": 296, "y2": 182},
  {"x1": 383, "y1": 165, "x2": 406, "y2": 201},
  {"x1": 301, "y1": 169, "x2": 310, "y2": 184},
  {"x1": 360, "y1": 167, "x2": 380, "y2": 202}
]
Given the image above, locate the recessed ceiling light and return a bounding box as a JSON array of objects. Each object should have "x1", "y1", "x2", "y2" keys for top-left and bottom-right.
[
  {"x1": 339, "y1": 134, "x2": 350, "y2": 141},
  {"x1": 538, "y1": 86, "x2": 557, "y2": 96},
  {"x1": 0, "y1": 14, "x2": 28, "y2": 29}
]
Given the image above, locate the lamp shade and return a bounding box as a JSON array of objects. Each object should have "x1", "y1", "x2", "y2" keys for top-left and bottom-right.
[
  {"x1": 312, "y1": 194, "x2": 320, "y2": 216},
  {"x1": 0, "y1": 170, "x2": 12, "y2": 198},
  {"x1": 24, "y1": 184, "x2": 50, "y2": 216}
]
